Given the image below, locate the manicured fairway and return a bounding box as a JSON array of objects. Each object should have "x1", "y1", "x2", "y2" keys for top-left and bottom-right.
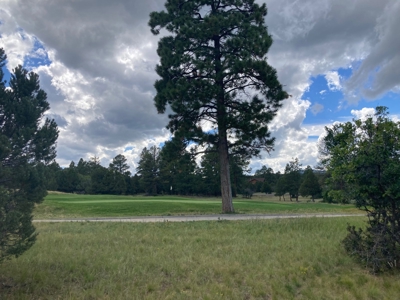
[
  {"x1": 2, "y1": 217, "x2": 399, "y2": 299},
  {"x1": 34, "y1": 193, "x2": 361, "y2": 219}
]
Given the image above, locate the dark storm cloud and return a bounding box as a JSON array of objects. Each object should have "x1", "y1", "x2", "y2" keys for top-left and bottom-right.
[
  {"x1": 344, "y1": 1, "x2": 400, "y2": 101},
  {"x1": 264, "y1": 0, "x2": 391, "y2": 94},
  {"x1": 5, "y1": 0, "x2": 164, "y2": 77},
  {"x1": 2, "y1": 0, "x2": 169, "y2": 165},
  {"x1": 262, "y1": 0, "x2": 400, "y2": 110},
  {"x1": 2, "y1": 0, "x2": 399, "y2": 171}
]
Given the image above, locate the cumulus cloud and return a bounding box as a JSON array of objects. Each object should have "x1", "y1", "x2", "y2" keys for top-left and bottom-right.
[
  {"x1": 350, "y1": 107, "x2": 376, "y2": 121},
  {"x1": 0, "y1": 0, "x2": 398, "y2": 173},
  {"x1": 325, "y1": 71, "x2": 342, "y2": 91},
  {"x1": 254, "y1": 0, "x2": 393, "y2": 171},
  {"x1": 1, "y1": 0, "x2": 169, "y2": 172},
  {"x1": 344, "y1": 1, "x2": 400, "y2": 102},
  {"x1": 0, "y1": 9, "x2": 35, "y2": 68}
]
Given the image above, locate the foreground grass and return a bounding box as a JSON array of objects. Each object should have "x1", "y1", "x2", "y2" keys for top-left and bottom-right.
[
  {"x1": 2, "y1": 217, "x2": 399, "y2": 299},
  {"x1": 34, "y1": 193, "x2": 360, "y2": 219}
]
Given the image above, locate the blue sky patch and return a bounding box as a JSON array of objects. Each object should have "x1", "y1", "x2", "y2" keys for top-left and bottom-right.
[
  {"x1": 124, "y1": 146, "x2": 134, "y2": 152},
  {"x1": 2, "y1": 65, "x2": 11, "y2": 86},
  {"x1": 303, "y1": 67, "x2": 400, "y2": 125},
  {"x1": 24, "y1": 38, "x2": 52, "y2": 70},
  {"x1": 307, "y1": 135, "x2": 319, "y2": 141}
]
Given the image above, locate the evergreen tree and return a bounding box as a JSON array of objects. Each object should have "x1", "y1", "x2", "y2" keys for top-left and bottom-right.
[
  {"x1": 136, "y1": 146, "x2": 161, "y2": 195},
  {"x1": 57, "y1": 166, "x2": 79, "y2": 193},
  {"x1": 261, "y1": 180, "x2": 273, "y2": 194},
  {"x1": 131, "y1": 174, "x2": 142, "y2": 194},
  {"x1": 321, "y1": 106, "x2": 400, "y2": 272},
  {"x1": 90, "y1": 166, "x2": 110, "y2": 194},
  {"x1": 283, "y1": 158, "x2": 302, "y2": 202},
  {"x1": 255, "y1": 165, "x2": 276, "y2": 192},
  {"x1": 230, "y1": 153, "x2": 250, "y2": 197},
  {"x1": 159, "y1": 138, "x2": 197, "y2": 195},
  {"x1": 42, "y1": 161, "x2": 61, "y2": 191},
  {"x1": 299, "y1": 166, "x2": 321, "y2": 202},
  {"x1": 109, "y1": 154, "x2": 131, "y2": 176},
  {"x1": 198, "y1": 147, "x2": 249, "y2": 196},
  {"x1": 89, "y1": 155, "x2": 101, "y2": 170},
  {"x1": 76, "y1": 158, "x2": 91, "y2": 176},
  {"x1": 199, "y1": 149, "x2": 221, "y2": 196},
  {"x1": 105, "y1": 169, "x2": 127, "y2": 195},
  {"x1": 254, "y1": 165, "x2": 270, "y2": 177},
  {"x1": 0, "y1": 48, "x2": 58, "y2": 262},
  {"x1": 125, "y1": 175, "x2": 137, "y2": 195},
  {"x1": 76, "y1": 174, "x2": 92, "y2": 194},
  {"x1": 274, "y1": 173, "x2": 287, "y2": 201},
  {"x1": 149, "y1": 0, "x2": 288, "y2": 212}
]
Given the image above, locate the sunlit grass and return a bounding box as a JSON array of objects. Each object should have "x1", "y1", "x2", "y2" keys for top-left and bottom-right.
[
  {"x1": 33, "y1": 193, "x2": 361, "y2": 219},
  {"x1": 2, "y1": 217, "x2": 399, "y2": 299}
]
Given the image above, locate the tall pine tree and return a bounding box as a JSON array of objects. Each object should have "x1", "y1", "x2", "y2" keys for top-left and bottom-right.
[
  {"x1": 0, "y1": 48, "x2": 58, "y2": 262},
  {"x1": 149, "y1": 0, "x2": 288, "y2": 212}
]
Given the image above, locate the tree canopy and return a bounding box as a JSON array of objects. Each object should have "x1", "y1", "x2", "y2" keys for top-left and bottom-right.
[
  {"x1": 136, "y1": 146, "x2": 161, "y2": 195},
  {"x1": 0, "y1": 48, "x2": 59, "y2": 262},
  {"x1": 149, "y1": 0, "x2": 288, "y2": 212},
  {"x1": 299, "y1": 166, "x2": 321, "y2": 202},
  {"x1": 283, "y1": 158, "x2": 302, "y2": 202},
  {"x1": 109, "y1": 154, "x2": 131, "y2": 176},
  {"x1": 321, "y1": 106, "x2": 400, "y2": 272}
]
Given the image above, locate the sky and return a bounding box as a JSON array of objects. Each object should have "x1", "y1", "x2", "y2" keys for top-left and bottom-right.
[{"x1": 0, "y1": 0, "x2": 399, "y2": 174}]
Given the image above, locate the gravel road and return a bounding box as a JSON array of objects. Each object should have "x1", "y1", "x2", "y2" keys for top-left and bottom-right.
[{"x1": 33, "y1": 213, "x2": 364, "y2": 223}]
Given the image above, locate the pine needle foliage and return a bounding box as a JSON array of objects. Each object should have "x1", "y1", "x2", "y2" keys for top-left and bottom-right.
[
  {"x1": 0, "y1": 48, "x2": 58, "y2": 262},
  {"x1": 321, "y1": 106, "x2": 400, "y2": 273},
  {"x1": 149, "y1": 0, "x2": 288, "y2": 212}
]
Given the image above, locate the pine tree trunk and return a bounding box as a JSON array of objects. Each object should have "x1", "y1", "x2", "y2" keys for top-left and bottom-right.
[
  {"x1": 214, "y1": 33, "x2": 234, "y2": 213},
  {"x1": 219, "y1": 135, "x2": 234, "y2": 213}
]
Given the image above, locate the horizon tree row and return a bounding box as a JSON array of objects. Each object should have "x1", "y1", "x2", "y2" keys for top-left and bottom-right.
[
  {"x1": 251, "y1": 158, "x2": 323, "y2": 202},
  {"x1": 43, "y1": 140, "x2": 251, "y2": 197},
  {"x1": 44, "y1": 147, "x2": 324, "y2": 202}
]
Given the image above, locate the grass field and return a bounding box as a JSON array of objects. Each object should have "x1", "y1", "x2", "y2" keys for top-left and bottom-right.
[
  {"x1": 2, "y1": 217, "x2": 399, "y2": 299},
  {"x1": 33, "y1": 192, "x2": 361, "y2": 219}
]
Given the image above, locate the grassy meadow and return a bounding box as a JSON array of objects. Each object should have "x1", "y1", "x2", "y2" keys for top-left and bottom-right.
[
  {"x1": 2, "y1": 217, "x2": 400, "y2": 299},
  {"x1": 33, "y1": 192, "x2": 361, "y2": 219}
]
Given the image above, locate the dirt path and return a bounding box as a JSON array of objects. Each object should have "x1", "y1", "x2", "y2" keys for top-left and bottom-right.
[{"x1": 33, "y1": 213, "x2": 364, "y2": 223}]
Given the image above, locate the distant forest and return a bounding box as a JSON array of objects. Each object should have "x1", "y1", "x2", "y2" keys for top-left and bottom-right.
[{"x1": 43, "y1": 140, "x2": 326, "y2": 201}]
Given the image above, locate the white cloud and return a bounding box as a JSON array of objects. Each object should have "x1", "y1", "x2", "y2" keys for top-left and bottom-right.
[
  {"x1": 350, "y1": 107, "x2": 376, "y2": 121},
  {"x1": 1, "y1": 0, "x2": 398, "y2": 174},
  {"x1": 0, "y1": 9, "x2": 35, "y2": 69},
  {"x1": 344, "y1": 1, "x2": 400, "y2": 101},
  {"x1": 325, "y1": 71, "x2": 342, "y2": 91}
]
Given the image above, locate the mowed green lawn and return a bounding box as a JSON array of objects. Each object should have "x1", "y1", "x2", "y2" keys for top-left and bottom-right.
[
  {"x1": 2, "y1": 217, "x2": 399, "y2": 299},
  {"x1": 34, "y1": 192, "x2": 361, "y2": 219}
]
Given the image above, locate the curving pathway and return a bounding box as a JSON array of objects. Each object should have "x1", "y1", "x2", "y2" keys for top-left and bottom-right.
[{"x1": 33, "y1": 213, "x2": 364, "y2": 223}]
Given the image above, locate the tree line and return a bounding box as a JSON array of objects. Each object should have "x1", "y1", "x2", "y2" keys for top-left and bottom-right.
[
  {"x1": 43, "y1": 139, "x2": 252, "y2": 197},
  {"x1": 245, "y1": 158, "x2": 323, "y2": 201},
  {"x1": 44, "y1": 141, "x2": 324, "y2": 202}
]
